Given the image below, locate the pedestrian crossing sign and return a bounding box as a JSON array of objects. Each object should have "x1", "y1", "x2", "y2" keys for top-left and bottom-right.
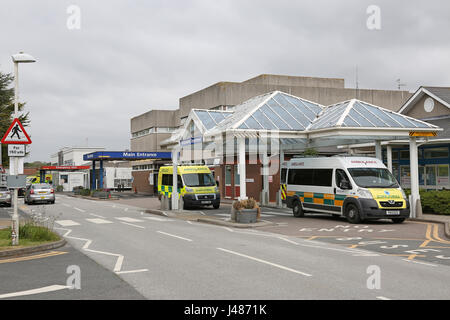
[{"x1": 1, "y1": 118, "x2": 32, "y2": 144}]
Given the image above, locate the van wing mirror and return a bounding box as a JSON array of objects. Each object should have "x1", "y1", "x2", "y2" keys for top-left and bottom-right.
[{"x1": 340, "y1": 181, "x2": 351, "y2": 189}]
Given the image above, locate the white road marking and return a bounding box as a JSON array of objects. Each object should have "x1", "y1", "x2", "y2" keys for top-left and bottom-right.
[
  {"x1": 277, "y1": 237, "x2": 299, "y2": 245},
  {"x1": 157, "y1": 231, "x2": 192, "y2": 242},
  {"x1": 89, "y1": 213, "x2": 105, "y2": 218},
  {"x1": 124, "y1": 208, "x2": 129, "y2": 212},
  {"x1": 115, "y1": 269, "x2": 149, "y2": 275},
  {"x1": 0, "y1": 285, "x2": 71, "y2": 299},
  {"x1": 376, "y1": 296, "x2": 392, "y2": 300},
  {"x1": 144, "y1": 217, "x2": 173, "y2": 222},
  {"x1": 73, "y1": 207, "x2": 86, "y2": 213},
  {"x1": 217, "y1": 248, "x2": 312, "y2": 277},
  {"x1": 56, "y1": 220, "x2": 80, "y2": 227},
  {"x1": 121, "y1": 222, "x2": 145, "y2": 229},
  {"x1": 262, "y1": 211, "x2": 292, "y2": 216},
  {"x1": 86, "y1": 218, "x2": 113, "y2": 224},
  {"x1": 115, "y1": 217, "x2": 144, "y2": 223},
  {"x1": 402, "y1": 259, "x2": 437, "y2": 267},
  {"x1": 223, "y1": 227, "x2": 234, "y2": 232}
]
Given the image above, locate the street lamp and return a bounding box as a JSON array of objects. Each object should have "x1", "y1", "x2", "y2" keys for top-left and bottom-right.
[
  {"x1": 11, "y1": 52, "x2": 36, "y2": 116},
  {"x1": 9, "y1": 51, "x2": 36, "y2": 245}
]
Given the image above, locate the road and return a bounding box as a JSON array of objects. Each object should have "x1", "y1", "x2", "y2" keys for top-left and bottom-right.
[{"x1": 1, "y1": 194, "x2": 450, "y2": 300}]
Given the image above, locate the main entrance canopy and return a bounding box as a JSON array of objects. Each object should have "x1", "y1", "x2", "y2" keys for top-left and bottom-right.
[{"x1": 83, "y1": 151, "x2": 172, "y2": 190}]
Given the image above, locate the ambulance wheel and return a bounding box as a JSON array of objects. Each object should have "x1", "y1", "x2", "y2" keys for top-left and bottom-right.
[
  {"x1": 213, "y1": 203, "x2": 220, "y2": 209},
  {"x1": 346, "y1": 203, "x2": 362, "y2": 224},
  {"x1": 391, "y1": 218, "x2": 405, "y2": 224},
  {"x1": 292, "y1": 200, "x2": 304, "y2": 217}
]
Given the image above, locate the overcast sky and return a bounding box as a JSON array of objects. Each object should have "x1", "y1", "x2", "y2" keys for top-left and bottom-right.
[{"x1": 1, "y1": 0, "x2": 449, "y2": 161}]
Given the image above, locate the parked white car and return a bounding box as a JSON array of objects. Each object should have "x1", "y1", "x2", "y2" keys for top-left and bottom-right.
[
  {"x1": 0, "y1": 186, "x2": 12, "y2": 207},
  {"x1": 24, "y1": 184, "x2": 55, "y2": 205}
]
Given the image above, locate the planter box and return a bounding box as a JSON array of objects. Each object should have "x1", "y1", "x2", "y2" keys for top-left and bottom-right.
[
  {"x1": 235, "y1": 209, "x2": 258, "y2": 223},
  {"x1": 92, "y1": 191, "x2": 111, "y2": 199}
]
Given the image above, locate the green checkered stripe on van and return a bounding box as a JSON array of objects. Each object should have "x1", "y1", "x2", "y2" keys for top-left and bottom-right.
[
  {"x1": 295, "y1": 191, "x2": 347, "y2": 206},
  {"x1": 159, "y1": 185, "x2": 181, "y2": 198}
]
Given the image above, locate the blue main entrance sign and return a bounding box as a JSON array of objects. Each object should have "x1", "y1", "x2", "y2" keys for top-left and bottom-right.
[{"x1": 83, "y1": 151, "x2": 172, "y2": 161}]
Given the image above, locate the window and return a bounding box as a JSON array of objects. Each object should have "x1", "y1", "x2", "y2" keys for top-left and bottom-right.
[
  {"x1": 313, "y1": 169, "x2": 333, "y2": 187},
  {"x1": 182, "y1": 173, "x2": 215, "y2": 187},
  {"x1": 335, "y1": 169, "x2": 351, "y2": 189},
  {"x1": 438, "y1": 165, "x2": 449, "y2": 177},
  {"x1": 287, "y1": 169, "x2": 332, "y2": 186},
  {"x1": 424, "y1": 147, "x2": 449, "y2": 159},
  {"x1": 348, "y1": 168, "x2": 399, "y2": 188},
  {"x1": 400, "y1": 150, "x2": 410, "y2": 160},
  {"x1": 281, "y1": 168, "x2": 287, "y2": 184},
  {"x1": 288, "y1": 169, "x2": 313, "y2": 185},
  {"x1": 162, "y1": 174, "x2": 182, "y2": 186}
]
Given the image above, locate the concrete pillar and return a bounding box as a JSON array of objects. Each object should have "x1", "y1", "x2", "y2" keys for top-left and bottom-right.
[
  {"x1": 172, "y1": 146, "x2": 179, "y2": 210},
  {"x1": 262, "y1": 150, "x2": 269, "y2": 205},
  {"x1": 409, "y1": 137, "x2": 420, "y2": 218},
  {"x1": 280, "y1": 148, "x2": 286, "y2": 208},
  {"x1": 375, "y1": 140, "x2": 382, "y2": 160},
  {"x1": 92, "y1": 161, "x2": 96, "y2": 190},
  {"x1": 99, "y1": 160, "x2": 104, "y2": 190},
  {"x1": 238, "y1": 137, "x2": 247, "y2": 200},
  {"x1": 387, "y1": 145, "x2": 393, "y2": 173}
]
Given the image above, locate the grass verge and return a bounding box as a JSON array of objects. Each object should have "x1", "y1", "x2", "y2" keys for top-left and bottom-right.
[{"x1": 0, "y1": 223, "x2": 61, "y2": 250}]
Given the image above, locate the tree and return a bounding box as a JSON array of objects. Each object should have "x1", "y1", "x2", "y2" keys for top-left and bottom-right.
[
  {"x1": 303, "y1": 147, "x2": 318, "y2": 156},
  {"x1": 0, "y1": 71, "x2": 30, "y2": 167}
]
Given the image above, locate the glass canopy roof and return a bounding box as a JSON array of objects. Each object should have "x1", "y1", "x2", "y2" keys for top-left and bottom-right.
[
  {"x1": 193, "y1": 110, "x2": 233, "y2": 130},
  {"x1": 209, "y1": 91, "x2": 323, "y2": 133},
  {"x1": 309, "y1": 100, "x2": 436, "y2": 130}
]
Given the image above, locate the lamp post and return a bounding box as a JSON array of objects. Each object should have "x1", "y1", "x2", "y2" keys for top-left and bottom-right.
[{"x1": 10, "y1": 52, "x2": 36, "y2": 245}]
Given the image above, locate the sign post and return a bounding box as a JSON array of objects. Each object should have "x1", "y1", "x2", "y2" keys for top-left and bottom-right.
[{"x1": 1, "y1": 118, "x2": 32, "y2": 245}]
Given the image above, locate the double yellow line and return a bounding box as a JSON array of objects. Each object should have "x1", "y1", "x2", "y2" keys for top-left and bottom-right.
[{"x1": 0, "y1": 251, "x2": 67, "y2": 264}]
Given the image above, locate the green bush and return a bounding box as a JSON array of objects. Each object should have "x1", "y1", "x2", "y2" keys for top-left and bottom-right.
[
  {"x1": 56, "y1": 185, "x2": 64, "y2": 192},
  {"x1": 80, "y1": 188, "x2": 91, "y2": 196},
  {"x1": 404, "y1": 189, "x2": 450, "y2": 215}
]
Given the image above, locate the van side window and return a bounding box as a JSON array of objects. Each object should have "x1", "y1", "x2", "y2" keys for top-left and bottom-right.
[
  {"x1": 288, "y1": 169, "x2": 313, "y2": 185},
  {"x1": 336, "y1": 169, "x2": 350, "y2": 188},
  {"x1": 281, "y1": 168, "x2": 287, "y2": 184},
  {"x1": 162, "y1": 174, "x2": 182, "y2": 186},
  {"x1": 313, "y1": 169, "x2": 333, "y2": 186},
  {"x1": 287, "y1": 169, "x2": 332, "y2": 186}
]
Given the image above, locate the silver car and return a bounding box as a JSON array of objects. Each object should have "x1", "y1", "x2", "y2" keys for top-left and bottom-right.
[
  {"x1": 24, "y1": 183, "x2": 55, "y2": 205},
  {"x1": 0, "y1": 186, "x2": 12, "y2": 207}
]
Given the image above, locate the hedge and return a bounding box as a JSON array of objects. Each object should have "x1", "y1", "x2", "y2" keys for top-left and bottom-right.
[{"x1": 404, "y1": 189, "x2": 450, "y2": 215}]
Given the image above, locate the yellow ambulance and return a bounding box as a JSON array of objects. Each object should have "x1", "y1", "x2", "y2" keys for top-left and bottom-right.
[{"x1": 158, "y1": 165, "x2": 220, "y2": 209}]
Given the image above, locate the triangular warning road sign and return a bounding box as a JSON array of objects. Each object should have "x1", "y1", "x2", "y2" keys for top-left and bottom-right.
[{"x1": 1, "y1": 118, "x2": 32, "y2": 144}]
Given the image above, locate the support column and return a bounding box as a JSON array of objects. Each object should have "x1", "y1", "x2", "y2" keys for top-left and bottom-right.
[
  {"x1": 387, "y1": 145, "x2": 393, "y2": 173},
  {"x1": 92, "y1": 161, "x2": 96, "y2": 190},
  {"x1": 262, "y1": 148, "x2": 269, "y2": 205},
  {"x1": 375, "y1": 140, "x2": 382, "y2": 160},
  {"x1": 172, "y1": 146, "x2": 179, "y2": 210},
  {"x1": 278, "y1": 148, "x2": 285, "y2": 208},
  {"x1": 99, "y1": 160, "x2": 104, "y2": 190},
  {"x1": 409, "y1": 137, "x2": 420, "y2": 218},
  {"x1": 238, "y1": 137, "x2": 247, "y2": 200}
]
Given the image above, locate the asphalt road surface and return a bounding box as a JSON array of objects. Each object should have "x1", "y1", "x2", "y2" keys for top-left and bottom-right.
[{"x1": 2, "y1": 195, "x2": 450, "y2": 300}]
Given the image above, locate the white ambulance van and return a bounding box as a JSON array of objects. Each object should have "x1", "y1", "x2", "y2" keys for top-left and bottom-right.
[{"x1": 281, "y1": 156, "x2": 410, "y2": 223}]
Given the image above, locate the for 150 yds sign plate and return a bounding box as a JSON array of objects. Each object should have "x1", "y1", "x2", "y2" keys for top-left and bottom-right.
[{"x1": 8, "y1": 145, "x2": 26, "y2": 157}]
